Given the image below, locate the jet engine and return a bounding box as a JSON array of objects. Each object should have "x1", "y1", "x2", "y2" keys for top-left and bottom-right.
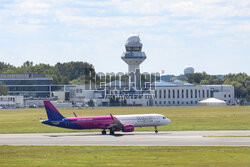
[{"x1": 122, "y1": 124, "x2": 134, "y2": 132}]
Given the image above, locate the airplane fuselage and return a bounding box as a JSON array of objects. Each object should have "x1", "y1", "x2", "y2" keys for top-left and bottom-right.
[
  {"x1": 42, "y1": 100, "x2": 171, "y2": 134},
  {"x1": 42, "y1": 114, "x2": 170, "y2": 130}
]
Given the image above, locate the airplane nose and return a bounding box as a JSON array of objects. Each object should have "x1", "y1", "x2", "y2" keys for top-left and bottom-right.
[{"x1": 166, "y1": 118, "x2": 171, "y2": 125}]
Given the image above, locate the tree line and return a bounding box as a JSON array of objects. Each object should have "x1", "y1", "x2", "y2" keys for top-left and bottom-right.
[
  {"x1": 0, "y1": 61, "x2": 96, "y2": 85},
  {"x1": 0, "y1": 61, "x2": 249, "y2": 102}
]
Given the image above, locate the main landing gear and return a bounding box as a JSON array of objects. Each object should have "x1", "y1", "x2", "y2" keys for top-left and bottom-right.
[
  {"x1": 110, "y1": 129, "x2": 115, "y2": 135},
  {"x1": 154, "y1": 126, "x2": 158, "y2": 134},
  {"x1": 101, "y1": 129, "x2": 115, "y2": 135},
  {"x1": 102, "y1": 130, "x2": 106, "y2": 135}
]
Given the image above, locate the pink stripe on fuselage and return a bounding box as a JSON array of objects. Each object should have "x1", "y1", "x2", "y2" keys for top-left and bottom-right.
[{"x1": 68, "y1": 116, "x2": 113, "y2": 129}]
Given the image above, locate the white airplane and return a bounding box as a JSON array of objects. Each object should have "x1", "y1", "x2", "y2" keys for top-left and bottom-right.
[{"x1": 116, "y1": 114, "x2": 171, "y2": 133}]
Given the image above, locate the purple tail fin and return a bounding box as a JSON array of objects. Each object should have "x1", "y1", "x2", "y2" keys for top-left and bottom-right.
[{"x1": 44, "y1": 101, "x2": 64, "y2": 120}]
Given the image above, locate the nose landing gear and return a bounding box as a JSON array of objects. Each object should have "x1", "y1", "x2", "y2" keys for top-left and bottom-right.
[{"x1": 154, "y1": 126, "x2": 158, "y2": 134}]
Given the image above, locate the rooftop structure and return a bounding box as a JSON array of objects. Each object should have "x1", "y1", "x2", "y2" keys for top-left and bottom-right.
[{"x1": 184, "y1": 66, "x2": 195, "y2": 75}]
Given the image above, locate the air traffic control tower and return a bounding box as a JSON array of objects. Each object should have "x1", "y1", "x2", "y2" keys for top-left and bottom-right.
[{"x1": 121, "y1": 34, "x2": 146, "y2": 73}]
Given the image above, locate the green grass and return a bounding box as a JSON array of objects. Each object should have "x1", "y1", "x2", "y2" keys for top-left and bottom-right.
[
  {"x1": 0, "y1": 106, "x2": 250, "y2": 133},
  {"x1": 0, "y1": 146, "x2": 250, "y2": 167}
]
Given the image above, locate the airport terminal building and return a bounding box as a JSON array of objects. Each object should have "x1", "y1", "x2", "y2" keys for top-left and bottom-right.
[
  {"x1": 153, "y1": 80, "x2": 234, "y2": 106},
  {"x1": 0, "y1": 34, "x2": 235, "y2": 107},
  {"x1": 61, "y1": 34, "x2": 235, "y2": 107},
  {"x1": 0, "y1": 73, "x2": 52, "y2": 98}
]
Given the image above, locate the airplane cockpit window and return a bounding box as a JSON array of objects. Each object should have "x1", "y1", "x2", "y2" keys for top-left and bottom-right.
[{"x1": 163, "y1": 117, "x2": 166, "y2": 119}]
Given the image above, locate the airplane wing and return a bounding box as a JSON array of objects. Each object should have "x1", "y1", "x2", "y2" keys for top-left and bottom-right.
[{"x1": 106, "y1": 114, "x2": 123, "y2": 130}]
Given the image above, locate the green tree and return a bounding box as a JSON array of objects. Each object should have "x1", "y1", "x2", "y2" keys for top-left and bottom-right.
[
  {"x1": 0, "y1": 84, "x2": 8, "y2": 95},
  {"x1": 185, "y1": 72, "x2": 218, "y2": 85},
  {"x1": 88, "y1": 99, "x2": 95, "y2": 107},
  {"x1": 0, "y1": 61, "x2": 96, "y2": 85},
  {"x1": 0, "y1": 62, "x2": 13, "y2": 72},
  {"x1": 109, "y1": 95, "x2": 121, "y2": 106},
  {"x1": 223, "y1": 73, "x2": 249, "y2": 100},
  {"x1": 184, "y1": 72, "x2": 249, "y2": 102},
  {"x1": 200, "y1": 80, "x2": 210, "y2": 85},
  {"x1": 22, "y1": 61, "x2": 33, "y2": 68}
]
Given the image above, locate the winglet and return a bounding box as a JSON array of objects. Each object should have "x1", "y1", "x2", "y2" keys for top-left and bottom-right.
[
  {"x1": 110, "y1": 113, "x2": 121, "y2": 123},
  {"x1": 110, "y1": 113, "x2": 115, "y2": 120},
  {"x1": 73, "y1": 112, "x2": 78, "y2": 117},
  {"x1": 108, "y1": 113, "x2": 123, "y2": 130}
]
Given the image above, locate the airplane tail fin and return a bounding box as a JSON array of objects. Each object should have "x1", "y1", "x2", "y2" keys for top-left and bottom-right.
[{"x1": 43, "y1": 101, "x2": 64, "y2": 121}]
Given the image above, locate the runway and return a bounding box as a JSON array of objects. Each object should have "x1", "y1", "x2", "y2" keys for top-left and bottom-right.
[{"x1": 0, "y1": 131, "x2": 250, "y2": 146}]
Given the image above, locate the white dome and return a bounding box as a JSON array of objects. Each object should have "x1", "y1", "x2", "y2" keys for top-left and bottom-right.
[
  {"x1": 126, "y1": 34, "x2": 141, "y2": 46},
  {"x1": 184, "y1": 66, "x2": 195, "y2": 75}
]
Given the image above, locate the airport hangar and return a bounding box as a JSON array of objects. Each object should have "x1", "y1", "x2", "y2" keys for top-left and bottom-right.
[{"x1": 0, "y1": 34, "x2": 234, "y2": 108}]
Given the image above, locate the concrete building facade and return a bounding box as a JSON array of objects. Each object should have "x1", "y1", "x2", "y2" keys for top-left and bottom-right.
[
  {"x1": 153, "y1": 80, "x2": 234, "y2": 106},
  {"x1": 0, "y1": 96, "x2": 24, "y2": 108}
]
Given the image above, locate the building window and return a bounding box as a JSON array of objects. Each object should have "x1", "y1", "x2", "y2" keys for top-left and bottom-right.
[
  {"x1": 186, "y1": 89, "x2": 188, "y2": 98},
  {"x1": 177, "y1": 90, "x2": 180, "y2": 98},
  {"x1": 195, "y1": 89, "x2": 197, "y2": 98},
  {"x1": 186, "y1": 102, "x2": 188, "y2": 104},
  {"x1": 191, "y1": 101, "x2": 193, "y2": 104},
  {"x1": 210, "y1": 90, "x2": 214, "y2": 97},
  {"x1": 224, "y1": 94, "x2": 226, "y2": 98},
  {"x1": 155, "y1": 101, "x2": 157, "y2": 104},
  {"x1": 159, "y1": 90, "x2": 162, "y2": 99},
  {"x1": 202, "y1": 90, "x2": 205, "y2": 98},
  {"x1": 173, "y1": 101, "x2": 175, "y2": 104},
  {"x1": 168, "y1": 90, "x2": 171, "y2": 98},
  {"x1": 229, "y1": 94, "x2": 231, "y2": 98},
  {"x1": 76, "y1": 89, "x2": 82, "y2": 93},
  {"x1": 164, "y1": 90, "x2": 166, "y2": 99},
  {"x1": 168, "y1": 101, "x2": 171, "y2": 104},
  {"x1": 177, "y1": 101, "x2": 179, "y2": 104},
  {"x1": 182, "y1": 89, "x2": 184, "y2": 98},
  {"x1": 155, "y1": 90, "x2": 157, "y2": 99},
  {"x1": 159, "y1": 101, "x2": 162, "y2": 104},
  {"x1": 164, "y1": 101, "x2": 166, "y2": 104},
  {"x1": 198, "y1": 90, "x2": 200, "y2": 98},
  {"x1": 207, "y1": 90, "x2": 209, "y2": 97},
  {"x1": 172, "y1": 89, "x2": 175, "y2": 98},
  {"x1": 191, "y1": 89, "x2": 193, "y2": 98}
]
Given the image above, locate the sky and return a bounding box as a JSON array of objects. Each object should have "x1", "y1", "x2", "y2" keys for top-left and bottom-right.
[{"x1": 0, "y1": 0, "x2": 249, "y2": 75}]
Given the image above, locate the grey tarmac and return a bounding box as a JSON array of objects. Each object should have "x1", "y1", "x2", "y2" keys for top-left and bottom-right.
[{"x1": 0, "y1": 130, "x2": 250, "y2": 146}]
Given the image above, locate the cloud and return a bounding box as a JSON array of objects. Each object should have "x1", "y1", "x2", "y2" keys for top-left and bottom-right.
[
  {"x1": 55, "y1": 10, "x2": 167, "y2": 28},
  {"x1": 18, "y1": 0, "x2": 51, "y2": 14},
  {"x1": 0, "y1": 0, "x2": 249, "y2": 74},
  {"x1": 95, "y1": 0, "x2": 250, "y2": 18},
  {"x1": 1, "y1": 0, "x2": 250, "y2": 28}
]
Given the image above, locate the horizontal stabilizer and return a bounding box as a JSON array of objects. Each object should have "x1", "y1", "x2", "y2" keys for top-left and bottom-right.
[{"x1": 73, "y1": 112, "x2": 78, "y2": 117}]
